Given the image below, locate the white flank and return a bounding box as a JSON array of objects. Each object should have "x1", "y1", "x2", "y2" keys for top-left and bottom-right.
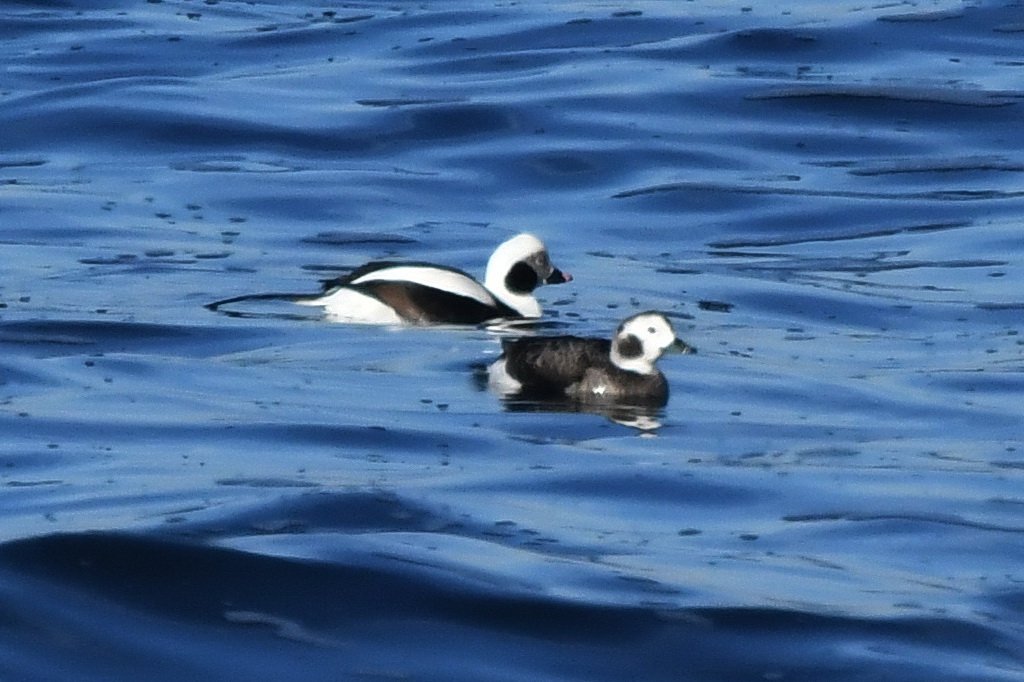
[
  {"x1": 298, "y1": 288, "x2": 404, "y2": 325},
  {"x1": 486, "y1": 359, "x2": 523, "y2": 396}
]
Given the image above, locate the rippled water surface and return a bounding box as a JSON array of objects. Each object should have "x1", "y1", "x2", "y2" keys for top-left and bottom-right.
[{"x1": 3, "y1": 1, "x2": 1024, "y2": 680}]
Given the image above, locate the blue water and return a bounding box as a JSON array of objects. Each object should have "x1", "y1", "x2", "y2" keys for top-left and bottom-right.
[{"x1": 3, "y1": 1, "x2": 1024, "y2": 679}]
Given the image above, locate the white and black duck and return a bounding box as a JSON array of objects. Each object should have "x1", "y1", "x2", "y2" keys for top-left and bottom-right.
[
  {"x1": 207, "y1": 233, "x2": 570, "y2": 325},
  {"x1": 487, "y1": 311, "x2": 694, "y2": 407}
]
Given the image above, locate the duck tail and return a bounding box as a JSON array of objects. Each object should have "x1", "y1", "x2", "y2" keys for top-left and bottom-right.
[{"x1": 205, "y1": 292, "x2": 315, "y2": 315}]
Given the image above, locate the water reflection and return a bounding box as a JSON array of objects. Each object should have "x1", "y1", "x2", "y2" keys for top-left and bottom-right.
[{"x1": 496, "y1": 396, "x2": 668, "y2": 432}]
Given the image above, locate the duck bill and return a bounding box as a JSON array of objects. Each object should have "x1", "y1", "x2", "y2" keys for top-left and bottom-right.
[
  {"x1": 670, "y1": 339, "x2": 696, "y2": 355},
  {"x1": 545, "y1": 268, "x2": 572, "y2": 285}
]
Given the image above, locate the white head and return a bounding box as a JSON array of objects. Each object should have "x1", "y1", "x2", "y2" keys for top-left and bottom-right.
[
  {"x1": 483, "y1": 233, "x2": 571, "y2": 317},
  {"x1": 610, "y1": 312, "x2": 691, "y2": 375}
]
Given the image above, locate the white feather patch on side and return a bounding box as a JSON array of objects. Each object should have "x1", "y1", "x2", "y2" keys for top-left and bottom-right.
[
  {"x1": 298, "y1": 288, "x2": 404, "y2": 325},
  {"x1": 351, "y1": 266, "x2": 497, "y2": 306},
  {"x1": 486, "y1": 359, "x2": 523, "y2": 396}
]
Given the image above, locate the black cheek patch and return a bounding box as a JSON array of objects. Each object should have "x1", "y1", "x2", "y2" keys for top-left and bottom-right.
[
  {"x1": 616, "y1": 334, "x2": 643, "y2": 359},
  {"x1": 505, "y1": 262, "x2": 540, "y2": 294}
]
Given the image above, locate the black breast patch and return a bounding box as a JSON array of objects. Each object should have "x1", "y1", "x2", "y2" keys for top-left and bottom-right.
[
  {"x1": 615, "y1": 334, "x2": 643, "y2": 359},
  {"x1": 504, "y1": 262, "x2": 540, "y2": 294}
]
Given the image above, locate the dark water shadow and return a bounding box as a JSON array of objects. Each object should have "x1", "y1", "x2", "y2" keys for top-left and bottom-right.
[
  {"x1": 0, "y1": 319, "x2": 283, "y2": 358},
  {"x1": 0, "y1": 531, "x2": 1019, "y2": 682}
]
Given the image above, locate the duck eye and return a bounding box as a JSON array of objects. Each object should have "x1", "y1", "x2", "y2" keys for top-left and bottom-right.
[{"x1": 648, "y1": 326, "x2": 656, "y2": 334}]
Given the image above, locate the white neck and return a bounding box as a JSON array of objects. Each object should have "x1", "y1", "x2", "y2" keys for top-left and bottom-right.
[{"x1": 488, "y1": 285, "x2": 542, "y2": 318}]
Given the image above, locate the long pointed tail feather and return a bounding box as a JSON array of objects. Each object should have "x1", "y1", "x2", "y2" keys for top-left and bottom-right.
[{"x1": 204, "y1": 292, "x2": 316, "y2": 314}]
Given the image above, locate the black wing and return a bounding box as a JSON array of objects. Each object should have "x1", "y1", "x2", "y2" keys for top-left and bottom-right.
[{"x1": 501, "y1": 336, "x2": 611, "y2": 390}]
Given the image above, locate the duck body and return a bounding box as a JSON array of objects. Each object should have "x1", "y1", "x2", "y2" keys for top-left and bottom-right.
[
  {"x1": 296, "y1": 233, "x2": 569, "y2": 325},
  {"x1": 300, "y1": 261, "x2": 518, "y2": 325},
  {"x1": 488, "y1": 312, "x2": 692, "y2": 406},
  {"x1": 494, "y1": 335, "x2": 670, "y2": 404}
]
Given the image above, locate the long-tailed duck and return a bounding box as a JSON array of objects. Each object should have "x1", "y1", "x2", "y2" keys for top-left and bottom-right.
[
  {"x1": 207, "y1": 233, "x2": 570, "y2": 325},
  {"x1": 487, "y1": 311, "x2": 694, "y2": 406}
]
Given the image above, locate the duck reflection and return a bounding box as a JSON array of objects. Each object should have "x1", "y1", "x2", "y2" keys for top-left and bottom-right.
[{"x1": 483, "y1": 312, "x2": 695, "y2": 430}]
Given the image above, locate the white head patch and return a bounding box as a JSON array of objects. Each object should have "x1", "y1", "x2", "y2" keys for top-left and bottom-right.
[{"x1": 609, "y1": 312, "x2": 678, "y2": 374}]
